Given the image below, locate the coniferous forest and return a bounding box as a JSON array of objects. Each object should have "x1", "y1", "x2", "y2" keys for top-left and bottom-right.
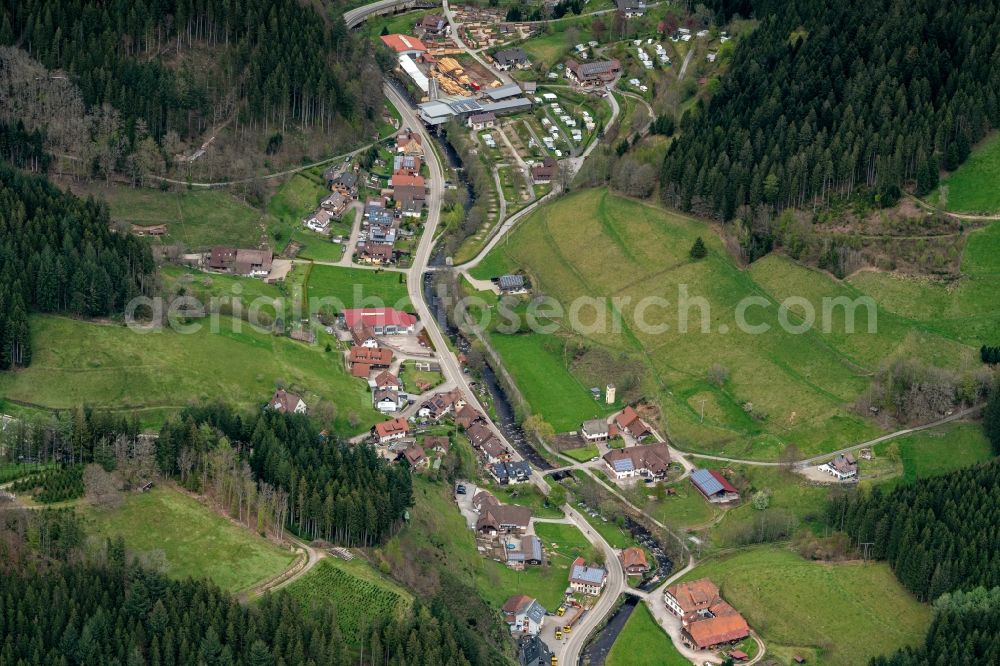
[
  {"x1": 0, "y1": 510, "x2": 485, "y2": 666},
  {"x1": 0, "y1": 163, "x2": 155, "y2": 369},
  {"x1": 1, "y1": 0, "x2": 387, "y2": 138},
  {"x1": 662, "y1": 0, "x2": 1000, "y2": 219},
  {"x1": 155, "y1": 404, "x2": 414, "y2": 547},
  {"x1": 829, "y1": 459, "x2": 1000, "y2": 602}
]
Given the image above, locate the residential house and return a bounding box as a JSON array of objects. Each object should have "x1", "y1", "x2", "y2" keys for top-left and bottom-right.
[
  {"x1": 351, "y1": 324, "x2": 379, "y2": 348},
  {"x1": 581, "y1": 418, "x2": 610, "y2": 442},
  {"x1": 564, "y1": 58, "x2": 621, "y2": 86},
  {"x1": 476, "y1": 504, "x2": 532, "y2": 537},
  {"x1": 341, "y1": 308, "x2": 417, "y2": 334},
  {"x1": 517, "y1": 635, "x2": 553, "y2": 666},
  {"x1": 489, "y1": 460, "x2": 532, "y2": 485},
  {"x1": 620, "y1": 547, "x2": 649, "y2": 575},
  {"x1": 690, "y1": 468, "x2": 740, "y2": 503},
  {"x1": 370, "y1": 370, "x2": 402, "y2": 391},
  {"x1": 321, "y1": 191, "x2": 350, "y2": 217},
  {"x1": 467, "y1": 112, "x2": 497, "y2": 130},
  {"x1": 569, "y1": 557, "x2": 607, "y2": 596},
  {"x1": 531, "y1": 156, "x2": 557, "y2": 183},
  {"x1": 390, "y1": 173, "x2": 427, "y2": 217},
  {"x1": 502, "y1": 595, "x2": 546, "y2": 635},
  {"x1": 615, "y1": 0, "x2": 646, "y2": 17},
  {"x1": 372, "y1": 417, "x2": 409, "y2": 444},
  {"x1": 373, "y1": 388, "x2": 406, "y2": 413},
  {"x1": 665, "y1": 579, "x2": 750, "y2": 649},
  {"x1": 400, "y1": 444, "x2": 428, "y2": 469},
  {"x1": 497, "y1": 274, "x2": 527, "y2": 294},
  {"x1": 602, "y1": 443, "x2": 671, "y2": 480},
  {"x1": 506, "y1": 534, "x2": 544, "y2": 569},
  {"x1": 415, "y1": 14, "x2": 450, "y2": 37},
  {"x1": 395, "y1": 129, "x2": 424, "y2": 156},
  {"x1": 423, "y1": 435, "x2": 451, "y2": 455},
  {"x1": 478, "y1": 435, "x2": 507, "y2": 463},
  {"x1": 269, "y1": 389, "x2": 307, "y2": 414},
  {"x1": 349, "y1": 346, "x2": 393, "y2": 372},
  {"x1": 331, "y1": 171, "x2": 358, "y2": 197},
  {"x1": 393, "y1": 154, "x2": 422, "y2": 175},
  {"x1": 368, "y1": 221, "x2": 398, "y2": 244},
  {"x1": 305, "y1": 208, "x2": 334, "y2": 233},
  {"x1": 358, "y1": 242, "x2": 396, "y2": 265},
  {"x1": 207, "y1": 247, "x2": 273, "y2": 278},
  {"x1": 379, "y1": 34, "x2": 428, "y2": 58},
  {"x1": 615, "y1": 406, "x2": 651, "y2": 439},
  {"x1": 818, "y1": 453, "x2": 858, "y2": 480},
  {"x1": 455, "y1": 404, "x2": 485, "y2": 429},
  {"x1": 492, "y1": 48, "x2": 530, "y2": 70},
  {"x1": 472, "y1": 490, "x2": 499, "y2": 512},
  {"x1": 420, "y1": 389, "x2": 465, "y2": 420},
  {"x1": 365, "y1": 199, "x2": 395, "y2": 226}
]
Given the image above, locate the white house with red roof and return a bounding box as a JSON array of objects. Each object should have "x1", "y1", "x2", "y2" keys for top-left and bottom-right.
[
  {"x1": 379, "y1": 34, "x2": 428, "y2": 57},
  {"x1": 373, "y1": 417, "x2": 410, "y2": 444}
]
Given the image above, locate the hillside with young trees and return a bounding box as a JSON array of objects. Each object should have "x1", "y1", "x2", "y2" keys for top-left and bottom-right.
[
  {"x1": 0, "y1": 163, "x2": 155, "y2": 369},
  {"x1": 662, "y1": 0, "x2": 1000, "y2": 220},
  {"x1": 0, "y1": 0, "x2": 392, "y2": 180}
]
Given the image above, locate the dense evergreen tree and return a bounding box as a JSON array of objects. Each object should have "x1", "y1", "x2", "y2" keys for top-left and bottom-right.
[
  {"x1": 984, "y1": 383, "x2": 1000, "y2": 455},
  {"x1": 0, "y1": 0, "x2": 388, "y2": 148},
  {"x1": 829, "y1": 459, "x2": 1000, "y2": 601},
  {"x1": 155, "y1": 403, "x2": 413, "y2": 547},
  {"x1": 871, "y1": 587, "x2": 1000, "y2": 666},
  {"x1": 981, "y1": 345, "x2": 1000, "y2": 365},
  {"x1": 689, "y1": 237, "x2": 707, "y2": 259},
  {"x1": 662, "y1": 0, "x2": 1000, "y2": 220},
  {"x1": 0, "y1": 120, "x2": 49, "y2": 172},
  {"x1": 0, "y1": 163, "x2": 154, "y2": 369}
]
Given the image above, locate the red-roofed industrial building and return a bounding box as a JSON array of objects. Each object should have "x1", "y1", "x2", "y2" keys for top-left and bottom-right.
[
  {"x1": 380, "y1": 34, "x2": 428, "y2": 57},
  {"x1": 340, "y1": 308, "x2": 417, "y2": 334}
]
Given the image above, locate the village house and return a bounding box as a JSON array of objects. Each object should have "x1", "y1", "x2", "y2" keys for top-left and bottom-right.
[
  {"x1": 492, "y1": 47, "x2": 530, "y2": 70},
  {"x1": 497, "y1": 274, "x2": 527, "y2": 294},
  {"x1": 368, "y1": 220, "x2": 399, "y2": 244},
  {"x1": 415, "y1": 14, "x2": 450, "y2": 37},
  {"x1": 395, "y1": 128, "x2": 424, "y2": 156},
  {"x1": 373, "y1": 387, "x2": 406, "y2": 413},
  {"x1": 530, "y1": 156, "x2": 557, "y2": 184},
  {"x1": 616, "y1": 0, "x2": 646, "y2": 17},
  {"x1": 420, "y1": 388, "x2": 465, "y2": 420},
  {"x1": 341, "y1": 308, "x2": 417, "y2": 335},
  {"x1": 489, "y1": 460, "x2": 532, "y2": 485},
  {"x1": 357, "y1": 242, "x2": 396, "y2": 265},
  {"x1": 502, "y1": 595, "x2": 546, "y2": 635},
  {"x1": 615, "y1": 406, "x2": 651, "y2": 439},
  {"x1": 476, "y1": 504, "x2": 532, "y2": 537},
  {"x1": 399, "y1": 444, "x2": 428, "y2": 469},
  {"x1": 564, "y1": 58, "x2": 622, "y2": 86},
  {"x1": 472, "y1": 489, "x2": 499, "y2": 513},
  {"x1": 351, "y1": 324, "x2": 379, "y2": 348},
  {"x1": 390, "y1": 173, "x2": 427, "y2": 217},
  {"x1": 581, "y1": 418, "x2": 610, "y2": 442},
  {"x1": 517, "y1": 635, "x2": 552, "y2": 666},
  {"x1": 664, "y1": 579, "x2": 750, "y2": 650},
  {"x1": 321, "y1": 191, "x2": 350, "y2": 217},
  {"x1": 455, "y1": 404, "x2": 485, "y2": 429},
  {"x1": 379, "y1": 33, "x2": 428, "y2": 58},
  {"x1": 569, "y1": 557, "x2": 607, "y2": 596},
  {"x1": 818, "y1": 453, "x2": 858, "y2": 480},
  {"x1": 393, "y1": 154, "x2": 421, "y2": 175},
  {"x1": 305, "y1": 208, "x2": 334, "y2": 233},
  {"x1": 330, "y1": 171, "x2": 358, "y2": 197},
  {"x1": 506, "y1": 534, "x2": 543, "y2": 569},
  {"x1": 370, "y1": 370, "x2": 402, "y2": 391},
  {"x1": 373, "y1": 417, "x2": 410, "y2": 444},
  {"x1": 690, "y1": 468, "x2": 740, "y2": 503},
  {"x1": 268, "y1": 389, "x2": 307, "y2": 414},
  {"x1": 467, "y1": 112, "x2": 497, "y2": 131},
  {"x1": 602, "y1": 443, "x2": 671, "y2": 481},
  {"x1": 366, "y1": 199, "x2": 395, "y2": 226},
  {"x1": 207, "y1": 247, "x2": 273, "y2": 278},
  {"x1": 620, "y1": 547, "x2": 649, "y2": 575},
  {"x1": 423, "y1": 435, "x2": 451, "y2": 455},
  {"x1": 349, "y1": 345, "x2": 393, "y2": 374}
]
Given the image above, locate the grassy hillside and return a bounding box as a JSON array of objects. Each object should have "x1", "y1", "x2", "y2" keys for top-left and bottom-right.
[
  {"x1": 679, "y1": 547, "x2": 930, "y2": 665},
  {"x1": 0, "y1": 314, "x2": 379, "y2": 434},
  {"x1": 606, "y1": 602, "x2": 691, "y2": 666},
  {"x1": 83, "y1": 486, "x2": 295, "y2": 592},
  {"x1": 78, "y1": 184, "x2": 264, "y2": 250},
  {"x1": 934, "y1": 132, "x2": 1000, "y2": 213},
  {"x1": 307, "y1": 265, "x2": 411, "y2": 311},
  {"x1": 470, "y1": 189, "x2": 985, "y2": 458},
  {"x1": 283, "y1": 558, "x2": 413, "y2": 643}
]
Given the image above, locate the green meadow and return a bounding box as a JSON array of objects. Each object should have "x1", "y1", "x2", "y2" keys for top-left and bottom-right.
[
  {"x1": 0, "y1": 314, "x2": 379, "y2": 434},
  {"x1": 471, "y1": 189, "x2": 987, "y2": 459},
  {"x1": 83, "y1": 486, "x2": 295, "y2": 593},
  {"x1": 306, "y1": 265, "x2": 411, "y2": 311},
  {"x1": 606, "y1": 602, "x2": 690, "y2": 666},
  {"x1": 934, "y1": 132, "x2": 1000, "y2": 213}
]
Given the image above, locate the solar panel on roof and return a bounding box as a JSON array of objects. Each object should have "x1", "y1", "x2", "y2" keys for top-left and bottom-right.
[
  {"x1": 691, "y1": 468, "x2": 723, "y2": 495},
  {"x1": 613, "y1": 459, "x2": 634, "y2": 472}
]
